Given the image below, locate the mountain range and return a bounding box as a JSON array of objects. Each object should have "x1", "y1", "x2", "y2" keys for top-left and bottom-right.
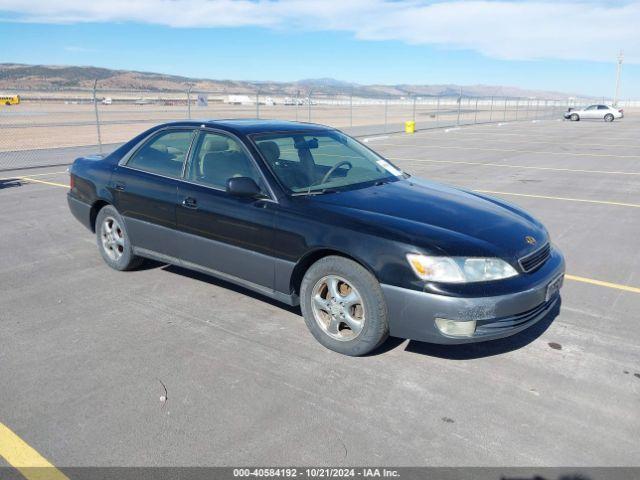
[{"x1": 0, "y1": 63, "x2": 582, "y2": 99}]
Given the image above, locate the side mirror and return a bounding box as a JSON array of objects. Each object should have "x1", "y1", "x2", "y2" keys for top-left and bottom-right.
[{"x1": 226, "y1": 177, "x2": 263, "y2": 198}]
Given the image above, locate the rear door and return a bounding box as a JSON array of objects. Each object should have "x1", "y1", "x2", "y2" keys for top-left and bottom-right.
[
  {"x1": 175, "y1": 129, "x2": 278, "y2": 289},
  {"x1": 597, "y1": 105, "x2": 610, "y2": 118},
  {"x1": 110, "y1": 127, "x2": 196, "y2": 257}
]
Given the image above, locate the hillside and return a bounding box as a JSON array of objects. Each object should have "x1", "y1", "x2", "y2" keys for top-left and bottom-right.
[{"x1": 0, "y1": 63, "x2": 578, "y2": 99}]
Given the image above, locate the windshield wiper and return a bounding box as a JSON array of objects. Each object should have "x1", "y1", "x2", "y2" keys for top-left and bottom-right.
[{"x1": 291, "y1": 188, "x2": 338, "y2": 196}]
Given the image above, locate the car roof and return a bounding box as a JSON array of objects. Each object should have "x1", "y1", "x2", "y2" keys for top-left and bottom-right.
[{"x1": 158, "y1": 119, "x2": 335, "y2": 136}]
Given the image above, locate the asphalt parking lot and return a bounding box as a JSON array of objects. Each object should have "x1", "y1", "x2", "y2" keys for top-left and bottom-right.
[{"x1": 1, "y1": 117, "x2": 639, "y2": 471}]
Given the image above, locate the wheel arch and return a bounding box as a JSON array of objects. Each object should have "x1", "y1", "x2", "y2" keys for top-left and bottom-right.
[
  {"x1": 89, "y1": 199, "x2": 111, "y2": 233},
  {"x1": 289, "y1": 248, "x2": 378, "y2": 296}
]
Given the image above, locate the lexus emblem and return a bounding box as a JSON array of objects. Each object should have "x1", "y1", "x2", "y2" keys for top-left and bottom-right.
[{"x1": 525, "y1": 236, "x2": 537, "y2": 245}]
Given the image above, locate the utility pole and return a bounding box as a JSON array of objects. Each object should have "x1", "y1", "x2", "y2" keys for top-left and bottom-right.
[{"x1": 613, "y1": 51, "x2": 624, "y2": 107}]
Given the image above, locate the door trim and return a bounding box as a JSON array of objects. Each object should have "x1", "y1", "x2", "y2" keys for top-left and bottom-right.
[
  {"x1": 125, "y1": 215, "x2": 298, "y2": 306},
  {"x1": 133, "y1": 246, "x2": 299, "y2": 306}
]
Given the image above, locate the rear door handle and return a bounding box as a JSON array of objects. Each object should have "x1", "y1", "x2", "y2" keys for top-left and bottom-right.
[
  {"x1": 113, "y1": 182, "x2": 126, "y2": 191},
  {"x1": 182, "y1": 197, "x2": 198, "y2": 209}
]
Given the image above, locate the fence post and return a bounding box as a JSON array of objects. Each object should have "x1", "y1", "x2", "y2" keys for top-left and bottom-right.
[
  {"x1": 489, "y1": 96, "x2": 494, "y2": 122},
  {"x1": 295, "y1": 90, "x2": 299, "y2": 121},
  {"x1": 515, "y1": 99, "x2": 519, "y2": 120},
  {"x1": 187, "y1": 85, "x2": 192, "y2": 119},
  {"x1": 308, "y1": 91, "x2": 312, "y2": 122},
  {"x1": 256, "y1": 91, "x2": 261, "y2": 119},
  {"x1": 535, "y1": 99, "x2": 540, "y2": 120},
  {"x1": 92, "y1": 79, "x2": 103, "y2": 154},
  {"x1": 350, "y1": 92, "x2": 353, "y2": 128},
  {"x1": 384, "y1": 97, "x2": 388, "y2": 133},
  {"x1": 412, "y1": 96, "x2": 417, "y2": 122},
  {"x1": 456, "y1": 95, "x2": 462, "y2": 126},
  {"x1": 435, "y1": 96, "x2": 440, "y2": 126},
  {"x1": 474, "y1": 98, "x2": 479, "y2": 124},
  {"x1": 503, "y1": 98, "x2": 507, "y2": 121}
]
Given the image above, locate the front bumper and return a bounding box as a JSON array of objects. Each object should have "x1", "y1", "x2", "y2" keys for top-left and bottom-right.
[{"x1": 382, "y1": 248, "x2": 565, "y2": 344}]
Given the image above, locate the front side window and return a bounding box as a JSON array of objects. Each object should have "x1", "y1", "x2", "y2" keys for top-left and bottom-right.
[
  {"x1": 127, "y1": 129, "x2": 194, "y2": 178},
  {"x1": 585, "y1": 105, "x2": 598, "y2": 110},
  {"x1": 252, "y1": 130, "x2": 403, "y2": 194},
  {"x1": 187, "y1": 131, "x2": 265, "y2": 191}
]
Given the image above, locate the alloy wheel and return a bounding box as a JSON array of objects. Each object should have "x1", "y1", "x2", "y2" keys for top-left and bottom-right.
[
  {"x1": 100, "y1": 216, "x2": 125, "y2": 261},
  {"x1": 311, "y1": 275, "x2": 365, "y2": 341}
]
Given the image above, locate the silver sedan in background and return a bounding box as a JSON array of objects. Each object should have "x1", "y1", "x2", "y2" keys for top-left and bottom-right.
[{"x1": 564, "y1": 104, "x2": 624, "y2": 122}]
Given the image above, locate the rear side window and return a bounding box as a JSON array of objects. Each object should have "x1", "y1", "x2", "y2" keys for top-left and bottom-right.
[
  {"x1": 127, "y1": 129, "x2": 194, "y2": 178},
  {"x1": 585, "y1": 105, "x2": 597, "y2": 110},
  {"x1": 597, "y1": 105, "x2": 609, "y2": 110}
]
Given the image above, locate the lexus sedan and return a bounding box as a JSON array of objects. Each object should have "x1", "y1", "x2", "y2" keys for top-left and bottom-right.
[
  {"x1": 564, "y1": 104, "x2": 623, "y2": 122},
  {"x1": 68, "y1": 120, "x2": 565, "y2": 356}
]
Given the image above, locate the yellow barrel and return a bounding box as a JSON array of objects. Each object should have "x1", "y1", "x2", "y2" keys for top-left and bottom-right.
[{"x1": 405, "y1": 120, "x2": 415, "y2": 133}]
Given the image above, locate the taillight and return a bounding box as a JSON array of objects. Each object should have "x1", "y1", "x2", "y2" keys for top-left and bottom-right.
[
  {"x1": 69, "y1": 175, "x2": 75, "y2": 190},
  {"x1": 619, "y1": 109, "x2": 624, "y2": 113}
]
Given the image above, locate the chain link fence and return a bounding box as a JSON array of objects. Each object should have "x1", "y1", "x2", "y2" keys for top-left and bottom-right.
[{"x1": 1, "y1": 85, "x2": 637, "y2": 171}]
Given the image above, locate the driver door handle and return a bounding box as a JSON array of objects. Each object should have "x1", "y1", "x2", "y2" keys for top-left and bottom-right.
[{"x1": 182, "y1": 196, "x2": 198, "y2": 209}]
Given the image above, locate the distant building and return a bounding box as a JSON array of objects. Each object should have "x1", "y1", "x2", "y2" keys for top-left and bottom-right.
[{"x1": 226, "y1": 95, "x2": 253, "y2": 105}]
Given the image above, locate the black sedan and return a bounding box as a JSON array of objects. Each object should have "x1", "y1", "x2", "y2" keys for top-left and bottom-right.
[{"x1": 68, "y1": 120, "x2": 565, "y2": 356}]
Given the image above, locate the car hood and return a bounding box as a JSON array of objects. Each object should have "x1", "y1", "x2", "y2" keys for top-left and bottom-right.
[{"x1": 310, "y1": 178, "x2": 548, "y2": 259}]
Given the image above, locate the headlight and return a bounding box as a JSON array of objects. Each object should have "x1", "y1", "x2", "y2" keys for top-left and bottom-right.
[{"x1": 406, "y1": 254, "x2": 518, "y2": 283}]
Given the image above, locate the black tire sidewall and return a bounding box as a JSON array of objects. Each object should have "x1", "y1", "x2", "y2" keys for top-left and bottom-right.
[
  {"x1": 300, "y1": 256, "x2": 389, "y2": 356},
  {"x1": 571, "y1": 114, "x2": 579, "y2": 121},
  {"x1": 605, "y1": 114, "x2": 614, "y2": 122},
  {"x1": 95, "y1": 205, "x2": 140, "y2": 271}
]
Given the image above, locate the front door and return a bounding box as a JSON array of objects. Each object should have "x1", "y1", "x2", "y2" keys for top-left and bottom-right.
[
  {"x1": 176, "y1": 130, "x2": 277, "y2": 289},
  {"x1": 110, "y1": 127, "x2": 196, "y2": 257},
  {"x1": 582, "y1": 105, "x2": 599, "y2": 119}
]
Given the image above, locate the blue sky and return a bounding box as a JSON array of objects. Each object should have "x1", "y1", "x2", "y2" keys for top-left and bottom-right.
[{"x1": 1, "y1": 1, "x2": 639, "y2": 97}]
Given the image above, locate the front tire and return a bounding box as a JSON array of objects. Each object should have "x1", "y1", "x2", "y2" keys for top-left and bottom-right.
[
  {"x1": 604, "y1": 113, "x2": 614, "y2": 122},
  {"x1": 570, "y1": 113, "x2": 579, "y2": 121},
  {"x1": 95, "y1": 205, "x2": 143, "y2": 271},
  {"x1": 300, "y1": 256, "x2": 389, "y2": 356}
]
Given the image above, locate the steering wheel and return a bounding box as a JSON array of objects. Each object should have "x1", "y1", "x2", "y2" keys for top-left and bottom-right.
[{"x1": 320, "y1": 161, "x2": 352, "y2": 185}]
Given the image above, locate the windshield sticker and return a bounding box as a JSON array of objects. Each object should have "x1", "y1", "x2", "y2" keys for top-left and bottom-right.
[{"x1": 376, "y1": 159, "x2": 403, "y2": 176}]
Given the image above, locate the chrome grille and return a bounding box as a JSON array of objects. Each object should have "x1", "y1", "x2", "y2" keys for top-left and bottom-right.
[{"x1": 518, "y1": 242, "x2": 551, "y2": 273}]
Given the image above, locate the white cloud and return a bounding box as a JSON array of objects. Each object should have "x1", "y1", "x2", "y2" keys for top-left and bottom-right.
[{"x1": 1, "y1": 0, "x2": 638, "y2": 63}]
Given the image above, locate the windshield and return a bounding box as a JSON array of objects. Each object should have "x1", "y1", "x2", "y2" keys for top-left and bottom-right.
[{"x1": 252, "y1": 130, "x2": 404, "y2": 194}]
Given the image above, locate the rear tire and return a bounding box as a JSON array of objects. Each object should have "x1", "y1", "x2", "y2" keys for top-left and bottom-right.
[
  {"x1": 300, "y1": 256, "x2": 389, "y2": 356},
  {"x1": 570, "y1": 113, "x2": 579, "y2": 121},
  {"x1": 95, "y1": 205, "x2": 143, "y2": 271},
  {"x1": 604, "y1": 113, "x2": 614, "y2": 122}
]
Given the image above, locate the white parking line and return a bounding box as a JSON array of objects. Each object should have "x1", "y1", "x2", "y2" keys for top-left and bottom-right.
[
  {"x1": 388, "y1": 157, "x2": 640, "y2": 176},
  {"x1": 387, "y1": 136, "x2": 640, "y2": 149},
  {"x1": 474, "y1": 190, "x2": 640, "y2": 208},
  {"x1": 376, "y1": 143, "x2": 640, "y2": 158}
]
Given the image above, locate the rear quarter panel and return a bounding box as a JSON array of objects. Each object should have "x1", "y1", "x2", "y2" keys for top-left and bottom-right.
[{"x1": 69, "y1": 155, "x2": 116, "y2": 206}]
